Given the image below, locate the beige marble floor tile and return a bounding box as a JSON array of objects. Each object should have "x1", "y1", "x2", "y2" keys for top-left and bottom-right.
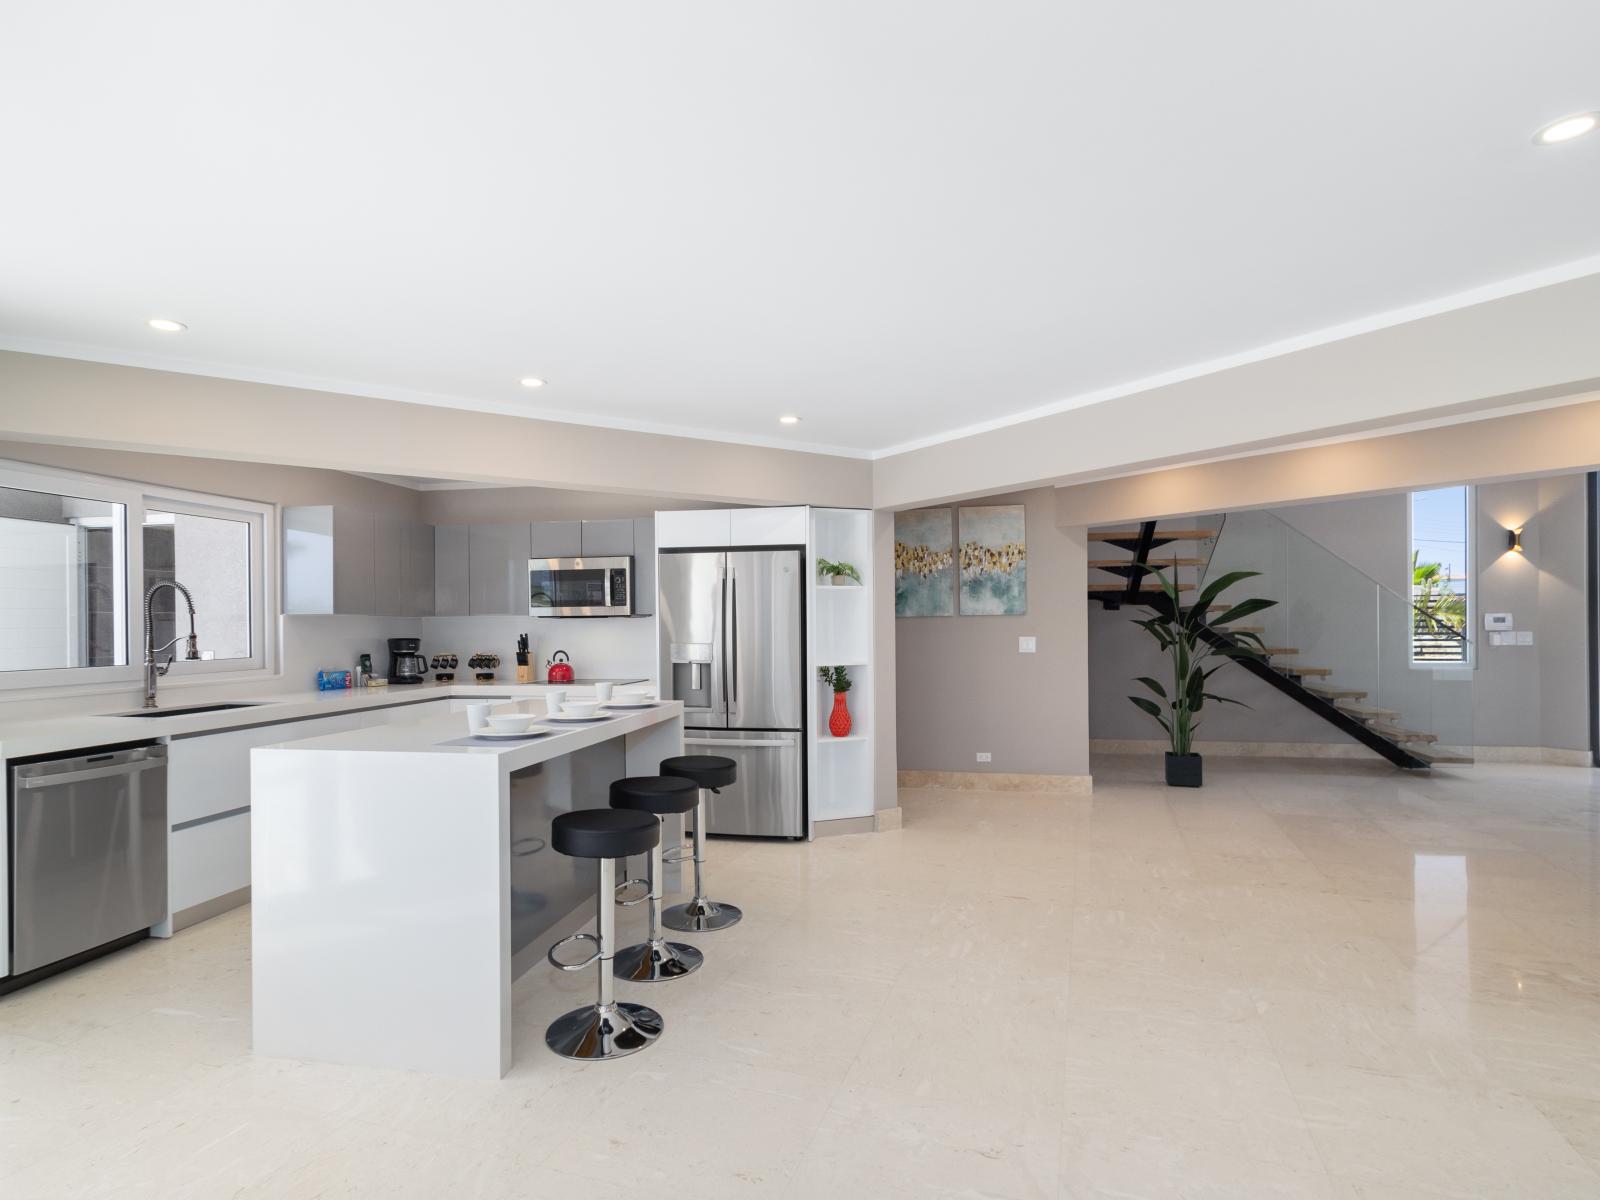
[
  {"x1": 1291, "y1": 1063, "x2": 1600, "y2": 1198},
  {"x1": 790, "y1": 1084, "x2": 1061, "y2": 1199},
  {"x1": 5, "y1": 755, "x2": 1600, "y2": 1196}
]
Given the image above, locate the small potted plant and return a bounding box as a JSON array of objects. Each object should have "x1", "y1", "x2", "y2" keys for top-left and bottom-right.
[
  {"x1": 818, "y1": 665, "x2": 853, "y2": 736},
  {"x1": 816, "y1": 558, "x2": 862, "y2": 586},
  {"x1": 1127, "y1": 568, "x2": 1274, "y2": 788}
]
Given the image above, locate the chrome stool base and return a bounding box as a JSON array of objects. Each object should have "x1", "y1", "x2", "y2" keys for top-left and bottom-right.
[
  {"x1": 614, "y1": 937, "x2": 704, "y2": 982},
  {"x1": 662, "y1": 897, "x2": 743, "y2": 932},
  {"x1": 545, "y1": 1000, "x2": 663, "y2": 1061}
]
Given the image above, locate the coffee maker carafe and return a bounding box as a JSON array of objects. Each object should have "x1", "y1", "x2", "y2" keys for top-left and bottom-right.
[{"x1": 387, "y1": 637, "x2": 427, "y2": 684}]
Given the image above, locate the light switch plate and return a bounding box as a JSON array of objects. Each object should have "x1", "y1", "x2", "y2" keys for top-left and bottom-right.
[
  {"x1": 1018, "y1": 636, "x2": 1037, "y2": 654},
  {"x1": 976, "y1": 752, "x2": 992, "y2": 763},
  {"x1": 1516, "y1": 630, "x2": 1534, "y2": 645},
  {"x1": 1488, "y1": 631, "x2": 1511, "y2": 647}
]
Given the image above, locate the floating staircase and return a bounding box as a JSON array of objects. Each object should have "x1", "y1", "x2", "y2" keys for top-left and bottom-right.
[{"x1": 1091, "y1": 519, "x2": 1469, "y2": 770}]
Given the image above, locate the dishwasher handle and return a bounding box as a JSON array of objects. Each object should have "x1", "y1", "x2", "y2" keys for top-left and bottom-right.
[{"x1": 16, "y1": 759, "x2": 165, "y2": 789}]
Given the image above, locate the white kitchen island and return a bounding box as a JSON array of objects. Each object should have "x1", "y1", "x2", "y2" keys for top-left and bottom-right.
[{"x1": 250, "y1": 699, "x2": 683, "y2": 1079}]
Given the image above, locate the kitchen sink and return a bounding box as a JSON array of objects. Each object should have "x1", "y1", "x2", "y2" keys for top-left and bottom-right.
[{"x1": 117, "y1": 702, "x2": 269, "y2": 718}]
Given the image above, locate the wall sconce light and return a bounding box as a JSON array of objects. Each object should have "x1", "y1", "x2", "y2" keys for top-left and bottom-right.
[{"x1": 1507, "y1": 527, "x2": 1524, "y2": 554}]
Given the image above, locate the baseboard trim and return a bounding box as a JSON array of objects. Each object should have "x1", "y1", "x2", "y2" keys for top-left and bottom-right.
[
  {"x1": 1467, "y1": 745, "x2": 1591, "y2": 766},
  {"x1": 813, "y1": 815, "x2": 876, "y2": 838},
  {"x1": 1092, "y1": 738, "x2": 1381, "y2": 761},
  {"x1": 897, "y1": 770, "x2": 1093, "y2": 795},
  {"x1": 1093, "y1": 739, "x2": 1593, "y2": 768},
  {"x1": 171, "y1": 886, "x2": 251, "y2": 933},
  {"x1": 874, "y1": 806, "x2": 903, "y2": 832}
]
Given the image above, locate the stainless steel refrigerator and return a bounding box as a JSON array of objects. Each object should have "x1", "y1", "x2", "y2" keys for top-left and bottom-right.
[{"x1": 657, "y1": 548, "x2": 805, "y2": 837}]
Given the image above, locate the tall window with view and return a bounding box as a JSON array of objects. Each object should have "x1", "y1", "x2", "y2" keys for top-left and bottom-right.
[{"x1": 1409, "y1": 486, "x2": 1470, "y2": 665}]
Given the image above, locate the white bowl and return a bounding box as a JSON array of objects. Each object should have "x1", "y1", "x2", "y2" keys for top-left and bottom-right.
[
  {"x1": 485, "y1": 714, "x2": 535, "y2": 734},
  {"x1": 558, "y1": 700, "x2": 602, "y2": 718}
]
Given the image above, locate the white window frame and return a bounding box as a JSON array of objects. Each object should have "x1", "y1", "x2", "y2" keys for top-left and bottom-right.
[
  {"x1": 1406, "y1": 483, "x2": 1475, "y2": 672},
  {"x1": 0, "y1": 457, "x2": 279, "y2": 696}
]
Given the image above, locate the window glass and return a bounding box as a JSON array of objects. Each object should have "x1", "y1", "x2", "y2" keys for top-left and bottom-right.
[
  {"x1": 1410, "y1": 486, "x2": 1469, "y2": 663},
  {"x1": 0, "y1": 484, "x2": 126, "y2": 671},
  {"x1": 143, "y1": 510, "x2": 253, "y2": 661}
]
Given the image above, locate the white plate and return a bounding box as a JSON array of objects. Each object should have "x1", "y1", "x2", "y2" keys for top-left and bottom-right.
[
  {"x1": 602, "y1": 699, "x2": 658, "y2": 709},
  {"x1": 543, "y1": 713, "x2": 615, "y2": 723},
  {"x1": 472, "y1": 729, "x2": 548, "y2": 740}
]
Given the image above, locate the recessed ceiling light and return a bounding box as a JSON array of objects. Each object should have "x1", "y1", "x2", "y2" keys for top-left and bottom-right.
[
  {"x1": 1535, "y1": 112, "x2": 1599, "y2": 145},
  {"x1": 519, "y1": 377, "x2": 546, "y2": 389},
  {"x1": 778, "y1": 415, "x2": 801, "y2": 425},
  {"x1": 147, "y1": 318, "x2": 186, "y2": 333}
]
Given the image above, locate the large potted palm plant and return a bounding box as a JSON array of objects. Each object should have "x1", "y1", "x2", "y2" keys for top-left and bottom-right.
[{"x1": 1127, "y1": 568, "x2": 1276, "y2": 787}]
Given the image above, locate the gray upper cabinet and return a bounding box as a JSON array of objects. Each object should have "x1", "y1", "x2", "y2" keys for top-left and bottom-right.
[
  {"x1": 405, "y1": 521, "x2": 435, "y2": 617},
  {"x1": 374, "y1": 514, "x2": 405, "y2": 617},
  {"x1": 286, "y1": 506, "x2": 433, "y2": 616},
  {"x1": 528, "y1": 521, "x2": 582, "y2": 560},
  {"x1": 283, "y1": 505, "x2": 375, "y2": 615},
  {"x1": 579, "y1": 519, "x2": 634, "y2": 558},
  {"x1": 434, "y1": 524, "x2": 469, "y2": 616},
  {"x1": 632, "y1": 517, "x2": 655, "y2": 616},
  {"x1": 469, "y1": 522, "x2": 532, "y2": 615}
]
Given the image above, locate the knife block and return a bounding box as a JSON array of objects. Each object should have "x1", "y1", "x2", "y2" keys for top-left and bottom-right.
[{"x1": 515, "y1": 664, "x2": 534, "y2": 684}]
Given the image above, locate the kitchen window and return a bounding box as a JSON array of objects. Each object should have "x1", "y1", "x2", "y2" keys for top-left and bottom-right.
[{"x1": 0, "y1": 459, "x2": 274, "y2": 692}]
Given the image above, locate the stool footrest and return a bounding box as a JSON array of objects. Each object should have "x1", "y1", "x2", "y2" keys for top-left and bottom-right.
[
  {"x1": 661, "y1": 846, "x2": 693, "y2": 865},
  {"x1": 547, "y1": 931, "x2": 602, "y2": 971},
  {"x1": 613, "y1": 878, "x2": 651, "y2": 907}
]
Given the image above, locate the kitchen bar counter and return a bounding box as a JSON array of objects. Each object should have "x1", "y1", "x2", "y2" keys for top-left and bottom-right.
[
  {"x1": 0, "y1": 678, "x2": 645, "y2": 762},
  {"x1": 249, "y1": 698, "x2": 684, "y2": 1079}
]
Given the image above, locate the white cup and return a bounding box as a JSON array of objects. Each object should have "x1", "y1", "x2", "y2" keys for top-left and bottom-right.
[
  {"x1": 595, "y1": 682, "x2": 614, "y2": 702},
  {"x1": 544, "y1": 688, "x2": 566, "y2": 717},
  {"x1": 466, "y1": 703, "x2": 490, "y2": 733}
]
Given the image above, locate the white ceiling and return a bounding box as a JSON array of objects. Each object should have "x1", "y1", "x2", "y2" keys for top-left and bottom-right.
[{"x1": 2, "y1": 3, "x2": 1598, "y2": 458}]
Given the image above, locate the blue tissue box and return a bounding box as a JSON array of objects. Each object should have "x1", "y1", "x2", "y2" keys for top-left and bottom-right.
[{"x1": 317, "y1": 670, "x2": 353, "y2": 691}]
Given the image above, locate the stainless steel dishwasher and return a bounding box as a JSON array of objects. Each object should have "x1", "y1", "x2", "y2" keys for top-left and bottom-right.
[{"x1": 8, "y1": 744, "x2": 167, "y2": 982}]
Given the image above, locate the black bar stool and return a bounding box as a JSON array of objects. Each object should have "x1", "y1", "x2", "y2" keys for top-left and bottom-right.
[
  {"x1": 544, "y1": 808, "x2": 664, "y2": 1061},
  {"x1": 610, "y1": 776, "x2": 704, "y2": 982},
  {"x1": 659, "y1": 754, "x2": 743, "y2": 932}
]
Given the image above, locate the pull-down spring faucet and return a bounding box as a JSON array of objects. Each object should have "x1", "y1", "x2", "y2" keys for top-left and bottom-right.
[{"x1": 143, "y1": 580, "x2": 200, "y2": 708}]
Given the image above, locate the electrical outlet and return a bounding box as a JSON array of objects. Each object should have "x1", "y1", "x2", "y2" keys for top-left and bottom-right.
[
  {"x1": 1018, "y1": 636, "x2": 1037, "y2": 653},
  {"x1": 976, "y1": 752, "x2": 992, "y2": 763}
]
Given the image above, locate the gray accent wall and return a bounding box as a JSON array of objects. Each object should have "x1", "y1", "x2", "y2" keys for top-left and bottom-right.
[
  {"x1": 895, "y1": 486, "x2": 1089, "y2": 777},
  {"x1": 1087, "y1": 476, "x2": 1591, "y2": 753}
]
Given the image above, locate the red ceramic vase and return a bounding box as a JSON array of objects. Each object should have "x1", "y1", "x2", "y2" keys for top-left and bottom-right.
[{"x1": 829, "y1": 691, "x2": 852, "y2": 737}]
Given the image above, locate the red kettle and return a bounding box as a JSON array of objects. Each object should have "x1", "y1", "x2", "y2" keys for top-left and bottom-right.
[{"x1": 546, "y1": 650, "x2": 574, "y2": 683}]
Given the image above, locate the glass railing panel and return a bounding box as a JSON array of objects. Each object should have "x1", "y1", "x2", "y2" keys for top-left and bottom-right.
[{"x1": 1195, "y1": 506, "x2": 1474, "y2": 757}]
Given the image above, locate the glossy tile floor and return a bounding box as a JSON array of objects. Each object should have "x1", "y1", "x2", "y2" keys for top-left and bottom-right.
[{"x1": 4, "y1": 755, "x2": 1600, "y2": 1198}]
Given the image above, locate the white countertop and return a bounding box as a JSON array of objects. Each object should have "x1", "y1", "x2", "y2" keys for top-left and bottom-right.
[
  {"x1": 264, "y1": 698, "x2": 684, "y2": 772},
  {"x1": 0, "y1": 680, "x2": 652, "y2": 762}
]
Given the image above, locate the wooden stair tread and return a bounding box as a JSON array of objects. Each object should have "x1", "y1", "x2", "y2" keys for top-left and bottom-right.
[
  {"x1": 1306, "y1": 685, "x2": 1367, "y2": 700},
  {"x1": 1088, "y1": 557, "x2": 1207, "y2": 568},
  {"x1": 1087, "y1": 581, "x2": 1195, "y2": 593},
  {"x1": 1335, "y1": 702, "x2": 1401, "y2": 720},
  {"x1": 1371, "y1": 724, "x2": 1439, "y2": 744},
  {"x1": 1279, "y1": 665, "x2": 1333, "y2": 678},
  {"x1": 1089, "y1": 529, "x2": 1218, "y2": 542}
]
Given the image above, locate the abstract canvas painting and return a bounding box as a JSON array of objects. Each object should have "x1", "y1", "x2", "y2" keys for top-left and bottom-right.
[
  {"x1": 894, "y1": 508, "x2": 954, "y2": 617},
  {"x1": 958, "y1": 504, "x2": 1026, "y2": 615}
]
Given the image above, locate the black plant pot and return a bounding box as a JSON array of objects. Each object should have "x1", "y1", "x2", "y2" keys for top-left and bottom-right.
[{"x1": 1164, "y1": 752, "x2": 1203, "y2": 788}]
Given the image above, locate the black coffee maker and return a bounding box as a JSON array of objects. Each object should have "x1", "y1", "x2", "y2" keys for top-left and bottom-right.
[{"x1": 387, "y1": 637, "x2": 427, "y2": 684}]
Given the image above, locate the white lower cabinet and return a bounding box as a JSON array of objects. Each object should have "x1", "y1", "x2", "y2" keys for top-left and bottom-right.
[
  {"x1": 158, "y1": 704, "x2": 443, "y2": 934},
  {"x1": 169, "y1": 811, "x2": 252, "y2": 918}
]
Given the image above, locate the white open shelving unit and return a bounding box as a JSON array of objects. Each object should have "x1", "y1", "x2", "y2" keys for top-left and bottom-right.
[{"x1": 806, "y1": 507, "x2": 874, "y2": 831}]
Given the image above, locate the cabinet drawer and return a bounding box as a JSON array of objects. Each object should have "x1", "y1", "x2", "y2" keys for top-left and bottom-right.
[{"x1": 169, "y1": 809, "x2": 251, "y2": 915}]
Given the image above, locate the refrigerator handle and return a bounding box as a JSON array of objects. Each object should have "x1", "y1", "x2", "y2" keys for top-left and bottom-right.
[{"x1": 729, "y1": 565, "x2": 738, "y2": 708}]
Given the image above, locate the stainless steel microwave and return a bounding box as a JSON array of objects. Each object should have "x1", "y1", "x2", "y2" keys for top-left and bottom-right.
[{"x1": 529, "y1": 556, "x2": 634, "y2": 617}]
